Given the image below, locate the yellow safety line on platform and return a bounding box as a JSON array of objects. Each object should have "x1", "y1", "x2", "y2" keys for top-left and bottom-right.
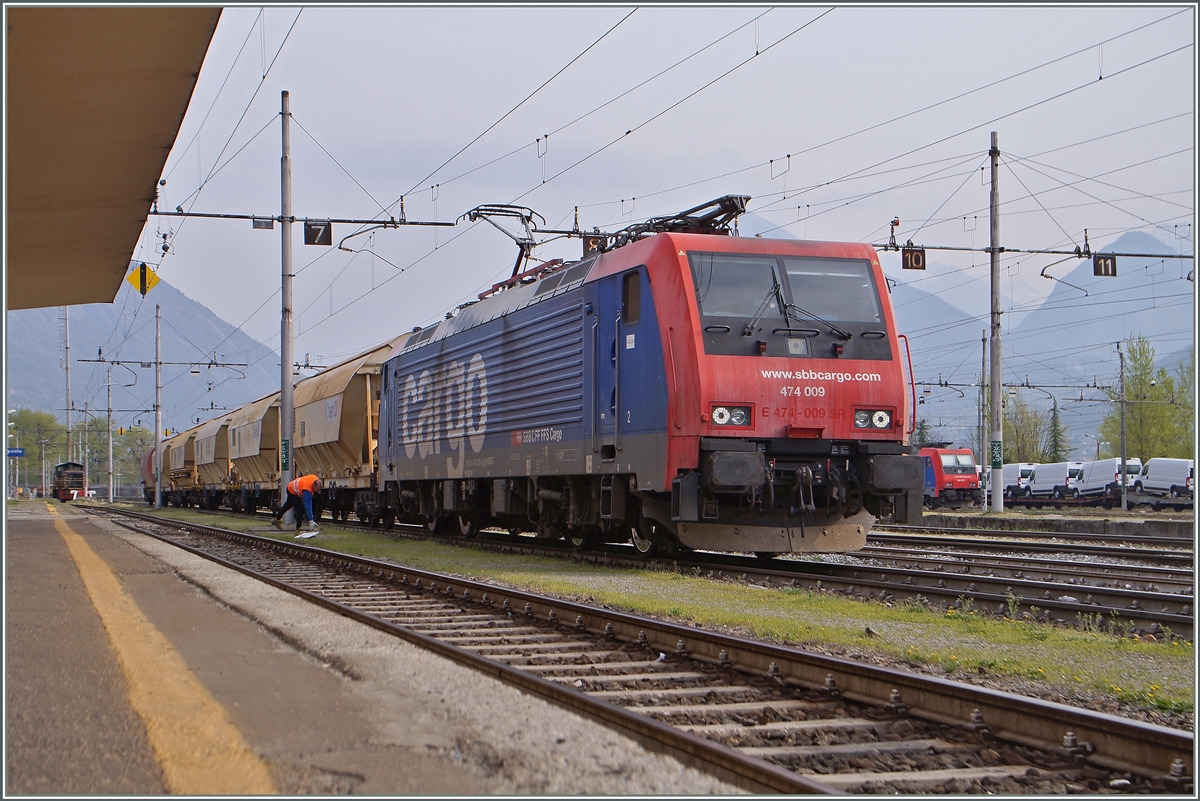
[{"x1": 48, "y1": 504, "x2": 277, "y2": 794}]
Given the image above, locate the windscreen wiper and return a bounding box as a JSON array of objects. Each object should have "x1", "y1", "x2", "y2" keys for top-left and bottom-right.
[
  {"x1": 743, "y1": 281, "x2": 786, "y2": 336},
  {"x1": 784, "y1": 303, "x2": 853, "y2": 340}
]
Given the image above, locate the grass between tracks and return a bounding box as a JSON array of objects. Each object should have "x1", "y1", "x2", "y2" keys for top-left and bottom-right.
[{"x1": 115, "y1": 503, "x2": 1194, "y2": 714}]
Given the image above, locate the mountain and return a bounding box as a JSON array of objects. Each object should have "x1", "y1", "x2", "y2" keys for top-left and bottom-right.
[
  {"x1": 6, "y1": 272, "x2": 280, "y2": 435},
  {"x1": 1007, "y1": 231, "x2": 1193, "y2": 371}
]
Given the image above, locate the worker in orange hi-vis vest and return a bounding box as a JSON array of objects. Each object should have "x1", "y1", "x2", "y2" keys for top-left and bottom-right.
[{"x1": 273, "y1": 474, "x2": 323, "y2": 532}]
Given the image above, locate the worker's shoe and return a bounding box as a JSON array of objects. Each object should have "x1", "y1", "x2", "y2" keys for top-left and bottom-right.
[
  {"x1": 302, "y1": 521, "x2": 319, "y2": 532},
  {"x1": 271, "y1": 518, "x2": 284, "y2": 531}
]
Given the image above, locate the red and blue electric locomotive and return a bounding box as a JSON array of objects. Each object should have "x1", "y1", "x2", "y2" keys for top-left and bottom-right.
[{"x1": 375, "y1": 196, "x2": 922, "y2": 555}]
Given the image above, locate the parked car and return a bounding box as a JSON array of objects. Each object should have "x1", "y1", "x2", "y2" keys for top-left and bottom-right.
[
  {"x1": 1001, "y1": 462, "x2": 1037, "y2": 499},
  {"x1": 1134, "y1": 458, "x2": 1194, "y2": 498},
  {"x1": 1076, "y1": 457, "x2": 1142, "y2": 498},
  {"x1": 1026, "y1": 461, "x2": 1084, "y2": 499}
]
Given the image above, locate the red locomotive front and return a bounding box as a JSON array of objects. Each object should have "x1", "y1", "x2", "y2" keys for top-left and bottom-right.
[{"x1": 615, "y1": 230, "x2": 923, "y2": 555}]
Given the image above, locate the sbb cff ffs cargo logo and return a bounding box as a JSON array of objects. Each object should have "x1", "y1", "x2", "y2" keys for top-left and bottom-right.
[{"x1": 400, "y1": 354, "x2": 488, "y2": 477}]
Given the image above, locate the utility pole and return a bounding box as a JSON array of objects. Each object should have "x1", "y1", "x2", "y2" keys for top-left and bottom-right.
[
  {"x1": 39, "y1": 436, "x2": 48, "y2": 498},
  {"x1": 980, "y1": 330, "x2": 987, "y2": 502},
  {"x1": 1118, "y1": 342, "x2": 1128, "y2": 512},
  {"x1": 64, "y1": 307, "x2": 72, "y2": 462},
  {"x1": 155, "y1": 304, "x2": 162, "y2": 509},
  {"x1": 107, "y1": 363, "x2": 114, "y2": 503},
  {"x1": 280, "y1": 89, "x2": 294, "y2": 500},
  {"x1": 83, "y1": 402, "x2": 89, "y2": 494},
  {"x1": 988, "y1": 131, "x2": 1003, "y2": 512}
]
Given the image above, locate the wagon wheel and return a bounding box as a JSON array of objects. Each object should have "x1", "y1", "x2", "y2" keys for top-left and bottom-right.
[
  {"x1": 458, "y1": 515, "x2": 479, "y2": 539},
  {"x1": 567, "y1": 529, "x2": 594, "y2": 550}
]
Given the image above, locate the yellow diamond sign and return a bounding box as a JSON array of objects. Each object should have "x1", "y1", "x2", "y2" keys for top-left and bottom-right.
[{"x1": 127, "y1": 262, "x2": 160, "y2": 296}]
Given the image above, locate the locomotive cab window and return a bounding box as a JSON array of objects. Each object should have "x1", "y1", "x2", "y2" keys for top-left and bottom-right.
[
  {"x1": 689, "y1": 254, "x2": 782, "y2": 319},
  {"x1": 622, "y1": 270, "x2": 641, "y2": 324},
  {"x1": 782, "y1": 258, "x2": 882, "y2": 323},
  {"x1": 688, "y1": 251, "x2": 891, "y2": 360}
]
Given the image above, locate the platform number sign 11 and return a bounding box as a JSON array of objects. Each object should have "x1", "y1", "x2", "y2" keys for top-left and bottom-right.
[
  {"x1": 1093, "y1": 254, "x2": 1117, "y2": 277},
  {"x1": 902, "y1": 247, "x2": 926, "y2": 270},
  {"x1": 304, "y1": 220, "x2": 332, "y2": 246}
]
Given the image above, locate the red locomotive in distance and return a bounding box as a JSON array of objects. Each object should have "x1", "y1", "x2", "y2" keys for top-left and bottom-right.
[{"x1": 918, "y1": 447, "x2": 983, "y2": 508}]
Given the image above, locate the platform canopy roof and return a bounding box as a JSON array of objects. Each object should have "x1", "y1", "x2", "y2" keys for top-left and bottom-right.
[{"x1": 6, "y1": 6, "x2": 221, "y2": 310}]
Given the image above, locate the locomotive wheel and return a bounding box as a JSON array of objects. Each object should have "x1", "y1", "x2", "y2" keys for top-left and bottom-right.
[
  {"x1": 568, "y1": 530, "x2": 593, "y2": 550},
  {"x1": 457, "y1": 515, "x2": 478, "y2": 538},
  {"x1": 425, "y1": 516, "x2": 444, "y2": 534},
  {"x1": 632, "y1": 515, "x2": 663, "y2": 556}
]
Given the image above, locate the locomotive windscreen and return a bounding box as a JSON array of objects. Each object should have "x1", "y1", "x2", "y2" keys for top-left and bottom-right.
[
  {"x1": 687, "y1": 251, "x2": 891, "y2": 359},
  {"x1": 781, "y1": 258, "x2": 882, "y2": 323},
  {"x1": 689, "y1": 254, "x2": 780, "y2": 318}
]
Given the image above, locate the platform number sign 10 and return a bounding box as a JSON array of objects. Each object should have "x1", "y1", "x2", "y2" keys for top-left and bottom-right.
[
  {"x1": 304, "y1": 220, "x2": 332, "y2": 246},
  {"x1": 1093, "y1": 254, "x2": 1117, "y2": 277},
  {"x1": 901, "y1": 247, "x2": 926, "y2": 270}
]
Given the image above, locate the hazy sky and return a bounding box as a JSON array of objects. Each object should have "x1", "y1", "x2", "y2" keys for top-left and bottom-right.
[{"x1": 134, "y1": 4, "x2": 1194, "y2": 378}]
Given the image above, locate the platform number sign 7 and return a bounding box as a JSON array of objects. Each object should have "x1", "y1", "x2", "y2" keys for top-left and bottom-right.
[
  {"x1": 304, "y1": 220, "x2": 333, "y2": 246},
  {"x1": 1093, "y1": 254, "x2": 1117, "y2": 277}
]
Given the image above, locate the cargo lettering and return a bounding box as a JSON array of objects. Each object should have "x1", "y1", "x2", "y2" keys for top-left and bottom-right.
[{"x1": 400, "y1": 354, "x2": 488, "y2": 476}]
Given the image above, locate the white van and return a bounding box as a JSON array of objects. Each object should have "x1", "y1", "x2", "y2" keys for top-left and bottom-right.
[
  {"x1": 1134, "y1": 458, "x2": 1194, "y2": 498},
  {"x1": 1001, "y1": 463, "x2": 1036, "y2": 499},
  {"x1": 1026, "y1": 461, "x2": 1085, "y2": 499},
  {"x1": 1076, "y1": 457, "x2": 1142, "y2": 498}
]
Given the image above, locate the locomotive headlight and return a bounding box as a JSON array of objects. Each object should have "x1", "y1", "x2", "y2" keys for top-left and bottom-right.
[
  {"x1": 854, "y1": 409, "x2": 893, "y2": 429},
  {"x1": 710, "y1": 405, "x2": 751, "y2": 427}
]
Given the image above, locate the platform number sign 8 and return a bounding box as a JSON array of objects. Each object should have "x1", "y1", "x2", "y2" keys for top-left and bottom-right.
[
  {"x1": 902, "y1": 247, "x2": 926, "y2": 270},
  {"x1": 304, "y1": 221, "x2": 333, "y2": 246},
  {"x1": 1093, "y1": 254, "x2": 1117, "y2": 277}
]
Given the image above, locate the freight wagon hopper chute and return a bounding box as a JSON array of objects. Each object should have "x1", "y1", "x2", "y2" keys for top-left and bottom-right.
[
  {"x1": 165, "y1": 424, "x2": 203, "y2": 506},
  {"x1": 193, "y1": 414, "x2": 233, "y2": 509},
  {"x1": 227, "y1": 392, "x2": 282, "y2": 513},
  {"x1": 291, "y1": 338, "x2": 406, "y2": 521}
]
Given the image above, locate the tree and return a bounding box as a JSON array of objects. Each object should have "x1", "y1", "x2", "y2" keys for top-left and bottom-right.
[
  {"x1": 1002, "y1": 392, "x2": 1047, "y2": 463},
  {"x1": 1043, "y1": 401, "x2": 1069, "y2": 462},
  {"x1": 913, "y1": 418, "x2": 935, "y2": 449},
  {"x1": 1172, "y1": 347, "x2": 1194, "y2": 457},
  {"x1": 1099, "y1": 335, "x2": 1179, "y2": 461},
  {"x1": 9, "y1": 409, "x2": 67, "y2": 491}
]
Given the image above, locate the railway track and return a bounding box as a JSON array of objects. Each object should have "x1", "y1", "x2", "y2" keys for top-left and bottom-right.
[
  {"x1": 129, "y1": 503, "x2": 1196, "y2": 639},
  {"x1": 875, "y1": 525, "x2": 1194, "y2": 551},
  {"x1": 92, "y1": 506, "x2": 1192, "y2": 794}
]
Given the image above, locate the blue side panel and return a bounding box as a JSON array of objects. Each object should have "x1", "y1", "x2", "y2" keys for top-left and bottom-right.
[
  {"x1": 923, "y1": 456, "x2": 936, "y2": 495},
  {"x1": 379, "y1": 266, "x2": 671, "y2": 490},
  {"x1": 383, "y1": 290, "x2": 587, "y2": 481}
]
